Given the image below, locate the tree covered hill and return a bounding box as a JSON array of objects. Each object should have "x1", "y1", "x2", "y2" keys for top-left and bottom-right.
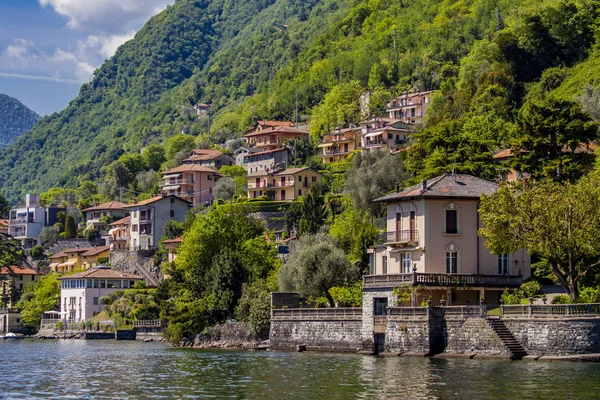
[
  {"x1": 1, "y1": 0, "x2": 599, "y2": 202},
  {"x1": 0, "y1": 94, "x2": 39, "y2": 149}
]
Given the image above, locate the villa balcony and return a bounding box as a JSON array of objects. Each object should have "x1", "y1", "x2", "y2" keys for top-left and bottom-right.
[
  {"x1": 161, "y1": 179, "x2": 193, "y2": 186},
  {"x1": 322, "y1": 148, "x2": 351, "y2": 156},
  {"x1": 363, "y1": 273, "x2": 523, "y2": 289},
  {"x1": 382, "y1": 230, "x2": 419, "y2": 246}
]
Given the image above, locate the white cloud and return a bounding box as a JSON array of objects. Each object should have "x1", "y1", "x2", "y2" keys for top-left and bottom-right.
[
  {"x1": 75, "y1": 62, "x2": 96, "y2": 82},
  {"x1": 4, "y1": 39, "x2": 43, "y2": 60},
  {"x1": 0, "y1": 72, "x2": 82, "y2": 84},
  {"x1": 80, "y1": 31, "x2": 136, "y2": 59},
  {"x1": 38, "y1": 0, "x2": 173, "y2": 32}
]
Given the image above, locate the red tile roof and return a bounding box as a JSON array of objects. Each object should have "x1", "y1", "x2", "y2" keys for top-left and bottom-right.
[
  {"x1": 0, "y1": 219, "x2": 9, "y2": 227},
  {"x1": 49, "y1": 251, "x2": 67, "y2": 260},
  {"x1": 0, "y1": 266, "x2": 40, "y2": 275},
  {"x1": 257, "y1": 120, "x2": 294, "y2": 127},
  {"x1": 123, "y1": 195, "x2": 191, "y2": 208},
  {"x1": 183, "y1": 149, "x2": 224, "y2": 162},
  {"x1": 81, "y1": 246, "x2": 110, "y2": 257},
  {"x1": 82, "y1": 201, "x2": 128, "y2": 212},
  {"x1": 57, "y1": 267, "x2": 142, "y2": 280},
  {"x1": 109, "y1": 216, "x2": 130, "y2": 226},
  {"x1": 162, "y1": 237, "x2": 183, "y2": 244},
  {"x1": 244, "y1": 125, "x2": 309, "y2": 138}
]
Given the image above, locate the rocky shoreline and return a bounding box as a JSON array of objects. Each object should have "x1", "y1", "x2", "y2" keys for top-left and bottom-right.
[{"x1": 176, "y1": 322, "x2": 267, "y2": 350}]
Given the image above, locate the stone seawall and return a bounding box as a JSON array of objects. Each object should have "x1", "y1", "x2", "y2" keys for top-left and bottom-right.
[
  {"x1": 504, "y1": 318, "x2": 600, "y2": 356},
  {"x1": 445, "y1": 318, "x2": 509, "y2": 355},
  {"x1": 269, "y1": 319, "x2": 364, "y2": 352}
]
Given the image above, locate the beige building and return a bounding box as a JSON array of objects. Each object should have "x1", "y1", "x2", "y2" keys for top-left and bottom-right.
[
  {"x1": 319, "y1": 127, "x2": 362, "y2": 163},
  {"x1": 163, "y1": 237, "x2": 182, "y2": 263},
  {"x1": 161, "y1": 164, "x2": 221, "y2": 207},
  {"x1": 359, "y1": 117, "x2": 413, "y2": 153},
  {"x1": 82, "y1": 201, "x2": 128, "y2": 232},
  {"x1": 244, "y1": 120, "x2": 309, "y2": 151},
  {"x1": 366, "y1": 174, "x2": 529, "y2": 307},
  {"x1": 107, "y1": 216, "x2": 130, "y2": 250},
  {"x1": 386, "y1": 91, "x2": 433, "y2": 124},
  {"x1": 247, "y1": 167, "x2": 323, "y2": 201},
  {"x1": 49, "y1": 246, "x2": 110, "y2": 273},
  {"x1": 1, "y1": 266, "x2": 42, "y2": 308}
]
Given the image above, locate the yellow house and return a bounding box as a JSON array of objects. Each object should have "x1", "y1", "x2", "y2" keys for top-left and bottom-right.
[
  {"x1": 247, "y1": 167, "x2": 323, "y2": 201},
  {"x1": 318, "y1": 127, "x2": 362, "y2": 164},
  {"x1": 49, "y1": 246, "x2": 110, "y2": 273},
  {"x1": 162, "y1": 237, "x2": 183, "y2": 263},
  {"x1": 1, "y1": 266, "x2": 42, "y2": 308}
]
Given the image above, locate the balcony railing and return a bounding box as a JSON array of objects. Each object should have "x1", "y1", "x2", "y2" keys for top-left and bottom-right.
[
  {"x1": 162, "y1": 179, "x2": 192, "y2": 186},
  {"x1": 10, "y1": 218, "x2": 33, "y2": 224},
  {"x1": 248, "y1": 181, "x2": 294, "y2": 189},
  {"x1": 323, "y1": 149, "x2": 351, "y2": 156},
  {"x1": 501, "y1": 303, "x2": 600, "y2": 318},
  {"x1": 384, "y1": 230, "x2": 419, "y2": 244},
  {"x1": 363, "y1": 273, "x2": 523, "y2": 288},
  {"x1": 366, "y1": 140, "x2": 384, "y2": 147},
  {"x1": 133, "y1": 320, "x2": 164, "y2": 328},
  {"x1": 0, "y1": 308, "x2": 20, "y2": 314},
  {"x1": 271, "y1": 308, "x2": 362, "y2": 320}
]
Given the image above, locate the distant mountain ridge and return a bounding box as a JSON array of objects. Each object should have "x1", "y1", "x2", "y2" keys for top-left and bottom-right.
[{"x1": 0, "y1": 94, "x2": 39, "y2": 149}]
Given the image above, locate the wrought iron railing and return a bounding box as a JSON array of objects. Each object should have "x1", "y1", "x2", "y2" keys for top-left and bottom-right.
[{"x1": 385, "y1": 230, "x2": 419, "y2": 244}]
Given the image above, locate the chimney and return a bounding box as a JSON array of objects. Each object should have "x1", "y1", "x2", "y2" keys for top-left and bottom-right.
[{"x1": 422, "y1": 180, "x2": 427, "y2": 191}]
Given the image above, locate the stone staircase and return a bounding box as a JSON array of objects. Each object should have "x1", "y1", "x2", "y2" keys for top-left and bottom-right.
[{"x1": 487, "y1": 318, "x2": 528, "y2": 360}]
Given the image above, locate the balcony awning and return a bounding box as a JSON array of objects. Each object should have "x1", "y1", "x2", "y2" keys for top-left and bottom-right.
[
  {"x1": 365, "y1": 131, "x2": 383, "y2": 138},
  {"x1": 162, "y1": 185, "x2": 181, "y2": 191},
  {"x1": 107, "y1": 228, "x2": 120, "y2": 235},
  {"x1": 163, "y1": 173, "x2": 181, "y2": 179},
  {"x1": 57, "y1": 261, "x2": 75, "y2": 267},
  {"x1": 49, "y1": 263, "x2": 60, "y2": 269}
]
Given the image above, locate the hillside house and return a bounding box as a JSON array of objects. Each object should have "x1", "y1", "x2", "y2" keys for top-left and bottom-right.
[
  {"x1": 242, "y1": 148, "x2": 290, "y2": 174},
  {"x1": 1, "y1": 266, "x2": 41, "y2": 308},
  {"x1": 181, "y1": 149, "x2": 235, "y2": 169},
  {"x1": 82, "y1": 201, "x2": 128, "y2": 243},
  {"x1": 123, "y1": 195, "x2": 191, "y2": 250},
  {"x1": 244, "y1": 120, "x2": 308, "y2": 150},
  {"x1": 49, "y1": 246, "x2": 110, "y2": 273},
  {"x1": 319, "y1": 127, "x2": 362, "y2": 163},
  {"x1": 8, "y1": 194, "x2": 65, "y2": 249},
  {"x1": 247, "y1": 167, "x2": 322, "y2": 201},
  {"x1": 365, "y1": 174, "x2": 529, "y2": 310},
  {"x1": 107, "y1": 216, "x2": 130, "y2": 250},
  {"x1": 386, "y1": 91, "x2": 433, "y2": 124},
  {"x1": 161, "y1": 164, "x2": 221, "y2": 207},
  {"x1": 359, "y1": 117, "x2": 413, "y2": 153}
]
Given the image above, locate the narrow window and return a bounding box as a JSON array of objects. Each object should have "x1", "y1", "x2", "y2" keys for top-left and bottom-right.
[
  {"x1": 382, "y1": 256, "x2": 388, "y2": 275},
  {"x1": 446, "y1": 252, "x2": 458, "y2": 273},
  {"x1": 446, "y1": 210, "x2": 457, "y2": 234},
  {"x1": 498, "y1": 254, "x2": 509, "y2": 275}
]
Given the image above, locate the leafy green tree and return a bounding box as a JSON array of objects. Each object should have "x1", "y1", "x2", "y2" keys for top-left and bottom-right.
[
  {"x1": 235, "y1": 280, "x2": 271, "y2": 337},
  {"x1": 142, "y1": 144, "x2": 167, "y2": 171},
  {"x1": 0, "y1": 233, "x2": 24, "y2": 306},
  {"x1": 214, "y1": 177, "x2": 236, "y2": 201},
  {"x1": 510, "y1": 99, "x2": 598, "y2": 181},
  {"x1": 17, "y1": 274, "x2": 60, "y2": 330},
  {"x1": 344, "y1": 151, "x2": 409, "y2": 216},
  {"x1": 310, "y1": 81, "x2": 362, "y2": 141},
  {"x1": 64, "y1": 215, "x2": 77, "y2": 239},
  {"x1": 298, "y1": 184, "x2": 327, "y2": 236},
  {"x1": 0, "y1": 192, "x2": 10, "y2": 218},
  {"x1": 136, "y1": 170, "x2": 161, "y2": 195},
  {"x1": 278, "y1": 232, "x2": 358, "y2": 307},
  {"x1": 118, "y1": 153, "x2": 147, "y2": 175},
  {"x1": 479, "y1": 175, "x2": 600, "y2": 301},
  {"x1": 28, "y1": 245, "x2": 45, "y2": 261},
  {"x1": 165, "y1": 133, "x2": 196, "y2": 161}
]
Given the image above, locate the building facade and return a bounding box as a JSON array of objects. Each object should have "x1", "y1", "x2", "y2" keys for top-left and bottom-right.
[
  {"x1": 57, "y1": 267, "x2": 142, "y2": 321},
  {"x1": 82, "y1": 201, "x2": 128, "y2": 243},
  {"x1": 366, "y1": 174, "x2": 530, "y2": 307},
  {"x1": 181, "y1": 149, "x2": 235, "y2": 169},
  {"x1": 107, "y1": 216, "x2": 130, "y2": 250},
  {"x1": 8, "y1": 194, "x2": 65, "y2": 249},
  {"x1": 161, "y1": 164, "x2": 221, "y2": 207},
  {"x1": 241, "y1": 148, "x2": 290, "y2": 174},
  {"x1": 244, "y1": 120, "x2": 309, "y2": 151},
  {"x1": 358, "y1": 117, "x2": 413, "y2": 153},
  {"x1": 49, "y1": 246, "x2": 110, "y2": 273},
  {"x1": 319, "y1": 127, "x2": 362, "y2": 163},
  {"x1": 1, "y1": 266, "x2": 41, "y2": 308},
  {"x1": 124, "y1": 195, "x2": 191, "y2": 250},
  {"x1": 386, "y1": 91, "x2": 433, "y2": 124},
  {"x1": 247, "y1": 167, "x2": 323, "y2": 201}
]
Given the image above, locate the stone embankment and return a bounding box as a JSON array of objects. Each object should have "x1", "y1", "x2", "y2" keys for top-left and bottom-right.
[{"x1": 178, "y1": 322, "x2": 266, "y2": 350}]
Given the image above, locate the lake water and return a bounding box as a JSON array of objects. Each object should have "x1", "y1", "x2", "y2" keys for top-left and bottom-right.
[{"x1": 1, "y1": 340, "x2": 600, "y2": 399}]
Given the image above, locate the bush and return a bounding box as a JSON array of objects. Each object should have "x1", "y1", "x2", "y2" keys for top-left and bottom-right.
[
  {"x1": 519, "y1": 280, "x2": 541, "y2": 298},
  {"x1": 28, "y1": 245, "x2": 45, "y2": 261},
  {"x1": 577, "y1": 287, "x2": 600, "y2": 303},
  {"x1": 552, "y1": 295, "x2": 571, "y2": 304},
  {"x1": 97, "y1": 257, "x2": 109, "y2": 265},
  {"x1": 501, "y1": 289, "x2": 522, "y2": 305},
  {"x1": 84, "y1": 228, "x2": 100, "y2": 241}
]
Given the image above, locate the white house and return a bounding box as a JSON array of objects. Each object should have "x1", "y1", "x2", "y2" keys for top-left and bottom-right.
[
  {"x1": 123, "y1": 195, "x2": 191, "y2": 250},
  {"x1": 57, "y1": 266, "x2": 143, "y2": 321},
  {"x1": 8, "y1": 194, "x2": 65, "y2": 249}
]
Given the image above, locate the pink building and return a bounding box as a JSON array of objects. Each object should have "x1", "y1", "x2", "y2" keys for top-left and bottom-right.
[
  {"x1": 161, "y1": 164, "x2": 221, "y2": 207},
  {"x1": 386, "y1": 91, "x2": 433, "y2": 124},
  {"x1": 366, "y1": 174, "x2": 530, "y2": 308}
]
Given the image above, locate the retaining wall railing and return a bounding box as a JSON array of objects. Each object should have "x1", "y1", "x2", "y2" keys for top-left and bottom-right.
[
  {"x1": 388, "y1": 305, "x2": 486, "y2": 319},
  {"x1": 501, "y1": 303, "x2": 600, "y2": 318},
  {"x1": 133, "y1": 320, "x2": 164, "y2": 328},
  {"x1": 271, "y1": 308, "x2": 363, "y2": 320}
]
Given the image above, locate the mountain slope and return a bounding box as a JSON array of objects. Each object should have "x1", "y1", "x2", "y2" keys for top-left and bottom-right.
[{"x1": 0, "y1": 94, "x2": 39, "y2": 149}]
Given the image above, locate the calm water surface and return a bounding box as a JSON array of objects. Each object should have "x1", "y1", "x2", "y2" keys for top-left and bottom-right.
[{"x1": 1, "y1": 340, "x2": 600, "y2": 399}]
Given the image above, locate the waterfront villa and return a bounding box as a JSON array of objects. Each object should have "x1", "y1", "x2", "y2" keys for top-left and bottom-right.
[
  {"x1": 160, "y1": 164, "x2": 221, "y2": 207},
  {"x1": 57, "y1": 266, "x2": 142, "y2": 321},
  {"x1": 319, "y1": 127, "x2": 362, "y2": 164},
  {"x1": 386, "y1": 91, "x2": 433, "y2": 125},
  {"x1": 244, "y1": 120, "x2": 309, "y2": 151},
  {"x1": 365, "y1": 173, "x2": 530, "y2": 308},
  {"x1": 1, "y1": 266, "x2": 41, "y2": 307},
  {"x1": 49, "y1": 246, "x2": 110, "y2": 273},
  {"x1": 181, "y1": 149, "x2": 235, "y2": 169},
  {"x1": 247, "y1": 167, "x2": 323, "y2": 201},
  {"x1": 8, "y1": 194, "x2": 65, "y2": 249},
  {"x1": 123, "y1": 195, "x2": 191, "y2": 250}
]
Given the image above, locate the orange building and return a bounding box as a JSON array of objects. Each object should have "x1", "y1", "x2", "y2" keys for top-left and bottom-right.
[{"x1": 244, "y1": 120, "x2": 309, "y2": 150}]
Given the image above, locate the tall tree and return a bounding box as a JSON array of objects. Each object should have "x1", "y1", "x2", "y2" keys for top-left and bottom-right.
[
  {"x1": 64, "y1": 215, "x2": 77, "y2": 239},
  {"x1": 479, "y1": 175, "x2": 600, "y2": 301},
  {"x1": 298, "y1": 184, "x2": 327, "y2": 236}
]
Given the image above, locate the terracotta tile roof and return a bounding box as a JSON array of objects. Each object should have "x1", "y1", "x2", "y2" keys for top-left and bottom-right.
[
  {"x1": 162, "y1": 237, "x2": 183, "y2": 244},
  {"x1": 49, "y1": 251, "x2": 67, "y2": 259},
  {"x1": 244, "y1": 125, "x2": 309, "y2": 138},
  {"x1": 109, "y1": 216, "x2": 130, "y2": 226},
  {"x1": 247, "y1": 166, "x2": 320, "y2": 178},
  {"x1": 257, "y1": 120, "x2": 294, "y2": 127},
  {"x1": 0, "y1": 266, "x2": 40, "y2": 275},
  {"x1": 375, "y1": 174, "x2": 499, "y2": 202},
  {"x1": 57, "y1": 267, "x2": 142, "y2": 280},
  {"x1": 0, "y1": 219, "x2": 9, "y2": 227},
  {"x1": 80, "y1": 246, "x2": 110, "y2": 257},
  {"x1": 182, "y1": 149, "x2": 224, "y2": 162},
  {"x1": 243, "y1": 148, "x2": 289, "y2": 158},
  {"x1": 62, "y1": 248, "x2": 88, "y2": 254},
  {"x1": 161, "y1": 164, "x2": 222, "y2": 175},
  {"x1": 82, "y1": 201, "x2": 128, "y2": 212},
  {"x1": 123, "y1": 195, "x2": 192, "y2": 208}
]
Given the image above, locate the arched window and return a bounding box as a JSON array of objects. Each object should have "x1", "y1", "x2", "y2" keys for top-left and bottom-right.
[
  {"x1": 444, "y1": 244, "x2": 461, "y2": 274},
  {"x1": 443, "y1": 202, "x2": 460, "y2": 234}
]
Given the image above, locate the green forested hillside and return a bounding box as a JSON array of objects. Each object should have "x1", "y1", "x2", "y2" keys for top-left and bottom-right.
[
  {"x1": 0, "y1": 94, "x2": 39, "y2": 149},
  {"x1": 1, "y1": 0, "x2": 599, "y2": 202}
]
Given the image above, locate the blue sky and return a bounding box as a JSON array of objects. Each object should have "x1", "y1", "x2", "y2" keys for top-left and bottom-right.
[{"x1": 0, "y1": 0, "x2": 174, "y2": 116}]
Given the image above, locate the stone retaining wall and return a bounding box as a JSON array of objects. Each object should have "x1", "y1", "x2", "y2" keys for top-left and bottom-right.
[
  {"x1": 445, "y1": 318, "x2": 508, "y2": 355},
  {"x1": 269, "y1": 319, "x2": 364, "y2": 352},
  {"x1": 504, "y1": 318, "x2": 600, "y2": 356}
]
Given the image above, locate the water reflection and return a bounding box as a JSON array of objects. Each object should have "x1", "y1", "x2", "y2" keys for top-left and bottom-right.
[{"x1": 1, "y1": 340, "x2": 600, "y2": 399}]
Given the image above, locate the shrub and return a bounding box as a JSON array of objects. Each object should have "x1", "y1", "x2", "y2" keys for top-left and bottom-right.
[
  {"x1": 552, "y1": 295, "x2": 571, "y2": 304},
  {"x1": 84, "y1": 228, "x2": 100, "y2": 241},
  {"x1": 519, "y1": 280, "x2": 541, "y2": 298},
  {"x1": 97, "y1": 257, "x2": 109, "y2": 265},
  {"x1": 577, "y1": 287, "x2": 600, "y2": 303},
  {"x1": 501, "y1": 289, "x2": 522, "y2": 305}
]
